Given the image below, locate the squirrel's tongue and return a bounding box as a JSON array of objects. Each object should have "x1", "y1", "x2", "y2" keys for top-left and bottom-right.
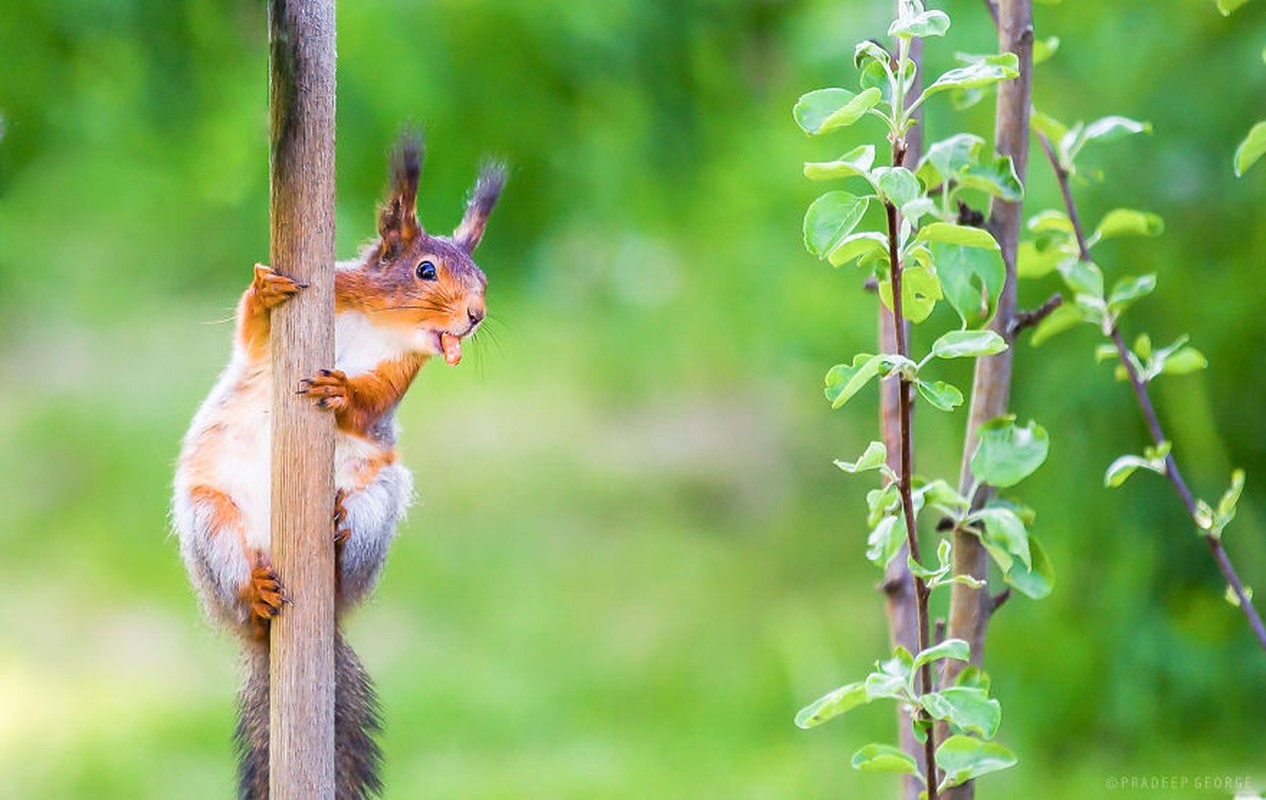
[{"x1": 439, "y1": 332, "x2": 462, "y2": 366}]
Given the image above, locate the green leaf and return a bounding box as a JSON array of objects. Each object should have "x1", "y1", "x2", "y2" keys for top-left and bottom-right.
[
  {"x1": 1017, "y1": 240, "x2": 1068, "y2": 279},
  {"x1": 866, "y1": 515, "x2": 905, "y2": 568},
  {"x1": 922, "y1": 688, "x2": 1002, "y2": 739},
  {"x1": 878, "y1": 263, "x2": 943, "y2": 323},
  {"x1": 1161, "y1": 347, "x2": 1208, "y2": 375},
  {"x1": 1030, "y1": 304, "x2": 1083, "y2": 347},
  {"x1": 804, "y1": 192, "x2": 870, "y2": 259},
  {"x1": 932, "y1": 241, "x2": 1006, "y2": 328},
  {"x1": 917, "y1": 222, "x2": 1000, "y2": 250},
  {"x1": 973, "y1": 507, "x2": 1031, "y2": 570},
  {"x1": 889, "y1": 8, "x2": 951, "y2": 38},
  {"x1": 990, "y1": 496, "x2": 1037, "y2": 525},
  {"x1": 901, "y1": 197, "x2": 937, "y2": 225},
  {"x1": 1003, "y1": 533, "x2": 1055, "y2": 599},
  {"x1": 1107, "y1": 274, "x2": 1157, "y2": 316},
  {"x1": 828, "y1": 232, "x2": 888, "y2": 268},
  {"x1": 1062, "y1": 116, "x2": 1152, "y2": 166},
  {"x1": 1083, "y1": 115, "x2": 1152, "y2": 143},
  {"x1": 970, "y1": 417, "x2": 1050, "y2": 488},
  {"x1": 920, "y1": 133, "x2": 984, "y2": 187},
  {"x1": 1234, "y1": 122, "x2": 1266, "y2": 176},
  {"x1": 1027, "y1": 210, "x2": 1073, "y2": 234},
  {"x1": 958, "y1": 156, "x2": 1024, "y2": 202},
  {"x1": 852, "y1": 744, "x2": 923, "y2": 778},
  {"x1": 911, "y1": 715, "x2": 931, "y2": 744},
  {"x1": 836, "y1": 441, "x2": 888, "y2": 474},
  {"x1": 917, "y1": 478, "x2": 971, "y2": 516},
  {"x1": 1217, "y1": 0, "x2": 1251, "y2": 13},
  {"x1": 1058, "y1": 258, "x2": 1104, "y2": 298},
  {"x1": 795, "y1": 682, "x2": 868, "y2": 728},
  {"x1": 794, "y1": 87, "x2": 884, "y2": 135},
  {"x1": 1104, "y1": 454, "x2": 1165, "y2": 488},
  {"x1": 1226, "y1": 583, "x2": 1254, "y2": 607},
  {"x1": 804, "y1": 144, "x2": 877, "y2": 181},
  {"x1": 949, "y1": 88, "x2": 985, "y2": 111},
  {"x1": 853, "y1": 40, "x2": 891, "y2": 71},
  {"x1": 877, "y1": 353, "x2": 919, "y2": 381},
  {"x1": 912, "y1": 639, "x2": 970, "y2": 674},
  {"x1": 955, "y1": 666, "x2": 991, "y2": 692},
  {"x1": 1093, "y1": 209, "x2": 1164, "y2": 242},
  {"x1": 873, "y1": 166, "x2": 922, "y2": 207},
  {"x1": 867, "y1": 483, "x2": 902, "y2": 527},
  {"x1": 824, "y1": 353, "x2": 883, "y2": 409},
  {"x1": 1143, "y1": 335, "x2": 1206, "y2": 380},
  {"x1": 916, "y1": 379, "x2": 964, "y2": 412},
  {"x1": 936, "y1": 737, "x2": 1018, "y2": 789},
  {"x1": 931, "y1": 330, "x2": 1008, "y2": 359},
  {"x1": 865, "y1": 658, "x2": 911, "y2": 701},
  {"x1": 909, "y1": 554, "x2": 949, "y2": 582},
  {"x1": 1133, "y1": 332, "x2": 1152, "y2": 359},
  {"x1": 1208, "y1": 469, "x2": 1246, "y2": 539},
  {"x1": 1032, "y1": 36, "x2": 1060, "y2": 65},
  {"x1": 923, "y1": 53, "x2": 1020, "y2": 98}
]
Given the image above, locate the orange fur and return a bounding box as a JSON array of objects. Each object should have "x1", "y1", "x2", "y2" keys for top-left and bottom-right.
[
  {"x1": 237, "y1": 265, "x2": 303, "y2": 360},
  {"x1": 301, "y1": 356, "x2": 424, "y2": 438},
  {"x1": 188, "y1": 484, "x2": 244, "y2": 541}
]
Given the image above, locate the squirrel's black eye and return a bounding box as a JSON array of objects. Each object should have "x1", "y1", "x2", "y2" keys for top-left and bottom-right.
[{"x1": 416, "y1": 260, "x2": 437, "y2": 281}]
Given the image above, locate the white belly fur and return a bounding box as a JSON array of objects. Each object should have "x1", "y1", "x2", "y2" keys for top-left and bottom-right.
[{"x1": 178, "y1": 350, "x2": 400, "y2": 556}]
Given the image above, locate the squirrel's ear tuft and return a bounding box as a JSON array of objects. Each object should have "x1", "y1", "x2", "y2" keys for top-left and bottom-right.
[
  {"x1": 377, "y1": 131, "x2": 425, "y2": 260},
  {"x1": 453, "y1": 161, "x2": 507, "y2": 253}
]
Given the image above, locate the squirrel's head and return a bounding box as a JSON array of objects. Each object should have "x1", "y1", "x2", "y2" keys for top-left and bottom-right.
[{"x1": 338, "y1": 133, "x2": 505, "y2": 366}]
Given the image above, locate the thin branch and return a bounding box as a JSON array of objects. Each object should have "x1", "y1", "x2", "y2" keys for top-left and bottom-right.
[
  {"x1": 886, "y1": 192, "x2": 939, "y2": 800},
  {"x1": 990, "y1": 588, "x2": 1012, "y2": 614},
  {"x1": 883, "y1": 21, "x2": 927, "y2": 800},
  {"x1": 1009, "y1": 292, "x2": 1063, "y2": 338},
  {"x1": 1035, "y1": 130, "x2": 1266, "y2": 652}
]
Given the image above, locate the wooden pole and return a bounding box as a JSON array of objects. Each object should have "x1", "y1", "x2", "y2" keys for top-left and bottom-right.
[
  {"x1": 268, "y1": 0, "x2": 337, "y2": 797},
  {"x1": 943, "y1": 2, "x2": 1032, "y2": 798}
]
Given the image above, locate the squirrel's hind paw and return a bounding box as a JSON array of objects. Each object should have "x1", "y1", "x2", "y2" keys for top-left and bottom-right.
[
  {"x1": 334, "y1": 489, "x2": 351, "y2": 547},
  {"x1": 246, "y1": 565, "x2": 288, "y2": 622}
]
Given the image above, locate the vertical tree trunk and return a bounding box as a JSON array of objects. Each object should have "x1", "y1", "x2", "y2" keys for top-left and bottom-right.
[
  {"x1": 267, "y1": 1, "x2": 338, "y2": 797},
  {"x1": 883, "y1": 28, "x2": 924, "y2": 800},
  {"x1": 943, "y1": 2, "x2": 1032, "y2": 798}
]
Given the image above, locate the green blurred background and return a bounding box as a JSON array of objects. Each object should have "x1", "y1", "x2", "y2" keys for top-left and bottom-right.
[{"x1": 2, "y1": 0, "x2": 1264, "y2": 797}]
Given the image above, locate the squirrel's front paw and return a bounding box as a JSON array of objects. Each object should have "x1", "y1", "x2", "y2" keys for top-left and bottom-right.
[
  {"x1": 297, "y1": 369, "x2": 350, "y2": 412},
  {"x1": 252, "y1": 264, "x2": 306, "y2": 310},
  {"x1": 247, "y1": 565, "x2": 288, "y2": 622}
]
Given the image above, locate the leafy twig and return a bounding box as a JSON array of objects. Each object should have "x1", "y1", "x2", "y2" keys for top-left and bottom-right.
[
  {"x1": 879, "y1": 22, "x2": 926, "y2": 799},
  {"x1": 1035, "y1": 129, "x2": 1266, "y2": 651}
]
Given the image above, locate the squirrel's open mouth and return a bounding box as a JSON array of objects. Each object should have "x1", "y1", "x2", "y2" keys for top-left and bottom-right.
[{"x1": 437, "y1": 331, "x2": 463, "y2": 366}]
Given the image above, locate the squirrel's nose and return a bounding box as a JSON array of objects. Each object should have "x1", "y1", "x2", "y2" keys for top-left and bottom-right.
[{"x1": 466, "y1": 300, "x2": 485, "y2": 327}]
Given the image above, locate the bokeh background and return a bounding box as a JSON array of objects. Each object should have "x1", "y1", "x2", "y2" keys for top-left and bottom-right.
[{"x1": 2, "y1": 0, "x2": 1265, "y2": 797}]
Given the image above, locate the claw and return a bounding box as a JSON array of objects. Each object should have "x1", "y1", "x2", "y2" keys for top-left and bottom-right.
[{"x1": 247, "y1": 565, "x2": 288, "y2": 621}]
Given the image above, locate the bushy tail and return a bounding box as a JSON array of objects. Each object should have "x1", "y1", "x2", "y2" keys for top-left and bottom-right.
[
  {"x1": 234, "y1": 633, "x2": 383, "y2": 800},
  {"x1": 335, "y1": 632, "x2": 383, "y2": 799}
]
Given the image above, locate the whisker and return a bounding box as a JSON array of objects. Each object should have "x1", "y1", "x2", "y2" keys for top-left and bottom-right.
[{"x1": 200, "y1": 311, "x2": 238, "y2": 326}]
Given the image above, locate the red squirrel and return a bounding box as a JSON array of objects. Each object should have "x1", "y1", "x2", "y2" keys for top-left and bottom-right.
[{"x1": 172, "y1": 133, "x2": 504, "y2": 799}]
